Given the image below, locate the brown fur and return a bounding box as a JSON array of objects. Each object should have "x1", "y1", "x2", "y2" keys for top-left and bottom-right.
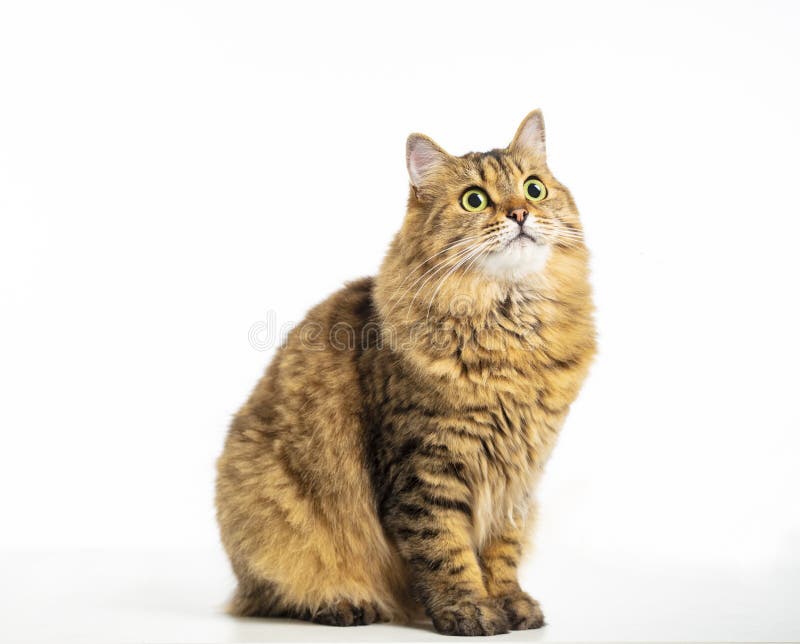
[{"x1": 216, "y1": 111, "x2": 595, "y2": 635}]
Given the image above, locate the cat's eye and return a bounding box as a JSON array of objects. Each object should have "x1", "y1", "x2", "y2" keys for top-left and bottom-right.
[
  {"x1": 461, "y1": 188, "x2": 489, "y2": 212},
  {"x1": 523, "y1": 177, "x2": 547, "y2": 202}
]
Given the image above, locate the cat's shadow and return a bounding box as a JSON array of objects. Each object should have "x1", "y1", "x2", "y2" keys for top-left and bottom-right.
[
  {"x1": 225, "y1": 614, "x2": 547, "y2": 641},
  {"x1": 224, "y1": 615, "x2": 440, "y2": 642}
]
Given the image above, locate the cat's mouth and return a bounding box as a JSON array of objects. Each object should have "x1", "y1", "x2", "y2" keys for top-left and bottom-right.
[
  {"x1": 480, "y1": 227, "x2": 551, "y2": 277},
  {"x1": 509, "y1": 231, "x2": 539, "y2": 246}
]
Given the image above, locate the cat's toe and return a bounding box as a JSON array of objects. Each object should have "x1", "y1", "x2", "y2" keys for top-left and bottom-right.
[
  {"x1": 431, "y1": 598, "x2": 510, "y2": 636},
  {"x1": 359, "y1": 601, "x2": 389, "y2": 625},
  {"x1": 499, "y1": 590, "x2": 545, "y2": 630},
  {"x1": 310, "y1": 599, "x2": 387, "y2": 626}
]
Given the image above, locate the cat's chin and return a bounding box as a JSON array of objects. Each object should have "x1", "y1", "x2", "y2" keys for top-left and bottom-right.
[{"x1": 478, "y1": 238, "x2": 551, "y2": 281}]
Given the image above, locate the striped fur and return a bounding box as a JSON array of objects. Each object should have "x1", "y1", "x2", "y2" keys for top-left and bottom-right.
[{"x1": 216, "y1": 111, "x2": 595, "y2": 635}]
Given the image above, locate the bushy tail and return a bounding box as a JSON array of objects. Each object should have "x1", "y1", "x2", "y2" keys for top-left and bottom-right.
[{"x1": 228, "y1": 579, "x2": 287, "y2": 618}]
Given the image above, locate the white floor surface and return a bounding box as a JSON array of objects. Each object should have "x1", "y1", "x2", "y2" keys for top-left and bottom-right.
[{"x1": 2, "y1": 548, "x2": 798, "y2": 643}]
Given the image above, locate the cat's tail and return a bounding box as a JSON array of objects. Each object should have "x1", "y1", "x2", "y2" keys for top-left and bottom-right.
[
  {"x1": 226, "y1": 576, "x2": 414, "y2": 626},
  {"x1": 227, "y1": 578, "x2": 287, "y2": 618}
]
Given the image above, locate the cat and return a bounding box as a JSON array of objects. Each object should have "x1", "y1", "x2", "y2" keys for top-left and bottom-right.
[{"x1": 215, "y1": 110, "x2": 596, "y2": 636}]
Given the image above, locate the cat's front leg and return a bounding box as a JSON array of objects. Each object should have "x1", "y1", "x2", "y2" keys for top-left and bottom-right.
[
  {"x1": 382, "y1": 463, "x2": 510, "y2": 636},
  {"x1": 479, "y1": 522, "x2": 545, "y2": 630}
]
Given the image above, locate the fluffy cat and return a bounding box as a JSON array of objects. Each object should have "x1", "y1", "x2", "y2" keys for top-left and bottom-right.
[{"x1": 216, "y1": 110, "x2": 595, "y2": 636}]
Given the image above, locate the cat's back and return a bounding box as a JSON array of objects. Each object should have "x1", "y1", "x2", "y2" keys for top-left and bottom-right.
[
  {"x1": 219, "y1": 276, "x2": 377, "y2": 498},
  {"x1": 246, "y1": 274, "x2": 374, "y2": 416}
]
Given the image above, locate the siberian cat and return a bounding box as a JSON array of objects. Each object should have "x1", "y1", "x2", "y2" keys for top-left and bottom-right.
[{"x1": 216, "y1": 111, "x2": 595, "y2": 636}]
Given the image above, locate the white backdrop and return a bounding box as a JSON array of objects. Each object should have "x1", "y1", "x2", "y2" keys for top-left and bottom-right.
[{"x1": 1, "y1": 0, "x2": 799, "y2": 636}]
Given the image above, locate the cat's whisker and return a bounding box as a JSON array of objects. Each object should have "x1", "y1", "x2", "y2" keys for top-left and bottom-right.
[
  {"x1": 534, "y1": 225, "x2": 584, "y2": 241},
  {"x1": 542, "y1": 231, "x2": 583, "y2": 240},
  {"x1": 424, "y1": 250, "x2": 486, "y2": 322},
  {"x1": 534, "y1": 219, "x2": 583, "y2": 230},
  {"x1": 544, "y1": 232, "x2": 584, "y2": 242},
  {"x1": 440, "y1": 241, "x2": 498, "y2": 311},
  {"x1": 539, "y1": 229, "x2": 582, "y2": 240},
  {"x1": 551, "y1": 238, "x2": 583, "y2": 246},
  {"x1": 389, "y1": 223, "x2": 583, "y2": 320},
  {"x1": 534, "y1": 224, "x2": 583, "y2": 237},
  {"x1": 535, "y1": 229, "x2": 585, "y2": 247},
  {"x1": 386, "y1": 238, "x2": 487, "y2": 318},
  {"x1": 424, "y1": 238, "x2": 498, "y2": 322},
  {"x1": 391, "y1": 235, "x2": 484, "y2": 293},
  {"x1": 404, "y1": 239, "x2": 494, "y2": 321}
]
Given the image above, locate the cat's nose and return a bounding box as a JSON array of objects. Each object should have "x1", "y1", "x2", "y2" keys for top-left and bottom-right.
[{"x1": 507, "y1": 208, "x2": 529, "y2": 224}]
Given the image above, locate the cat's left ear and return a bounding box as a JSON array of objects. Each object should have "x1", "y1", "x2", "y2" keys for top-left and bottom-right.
[{"x1": 510, "y1": 109, "x2": 546, "y2": 159}]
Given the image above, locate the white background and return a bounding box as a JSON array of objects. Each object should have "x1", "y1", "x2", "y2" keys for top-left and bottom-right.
[{"x1": 1, "y1": 1, "x2": 799, "y2": 642}]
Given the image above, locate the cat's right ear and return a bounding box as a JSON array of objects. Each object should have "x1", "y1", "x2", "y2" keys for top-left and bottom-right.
[
  {"x1": 510, "y1": 109, "x2": 546, "y2": 160},
  {"x1": 406, "y1": 134, "x2": 449, "y2": 195}
]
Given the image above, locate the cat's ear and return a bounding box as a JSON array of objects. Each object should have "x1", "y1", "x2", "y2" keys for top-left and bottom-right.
[
  {"x1": 510, "y1": 109, "x2": 546, "y2": 159},
  {"x1": 406, "y1": 134, "x2": 450, "y2": 191}
]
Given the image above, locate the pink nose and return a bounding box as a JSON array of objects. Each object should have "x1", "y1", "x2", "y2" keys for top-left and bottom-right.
[{"x1": 508, "y1": 208, "x2": 529, "y2": 224}]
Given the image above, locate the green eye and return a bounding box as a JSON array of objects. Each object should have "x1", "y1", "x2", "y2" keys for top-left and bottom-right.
[
  {"x1": 461, "y1": 188, "x2": 489, "y2": 212},
  {"x1": 523, "y1": 177, "x2": 547, "y2": 202}
]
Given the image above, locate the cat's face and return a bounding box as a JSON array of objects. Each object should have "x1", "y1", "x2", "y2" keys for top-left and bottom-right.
[{"x1": 404, "y1": 111, "x2": 583, "y2": 283}]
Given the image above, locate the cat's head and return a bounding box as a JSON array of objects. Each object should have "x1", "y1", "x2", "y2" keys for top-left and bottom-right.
[{"x1": 401, "y1": 110, "x2": 584, "y2": 284}]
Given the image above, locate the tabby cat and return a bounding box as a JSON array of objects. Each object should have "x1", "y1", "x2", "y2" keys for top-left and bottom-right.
[{"x1": 216, "y1": 111, "x2": 595, "y2": 636}]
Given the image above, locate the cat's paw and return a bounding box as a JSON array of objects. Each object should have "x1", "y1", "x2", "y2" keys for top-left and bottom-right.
[
  {"x1": 309, "y1": 599, "x2": 388, "y2": 626},
  {"x1": 498, "y1": 590, "x2": 545, "y2": 630},
  {"x1": 431, "y1": 598, "x2": 510, "y2": 636}
]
